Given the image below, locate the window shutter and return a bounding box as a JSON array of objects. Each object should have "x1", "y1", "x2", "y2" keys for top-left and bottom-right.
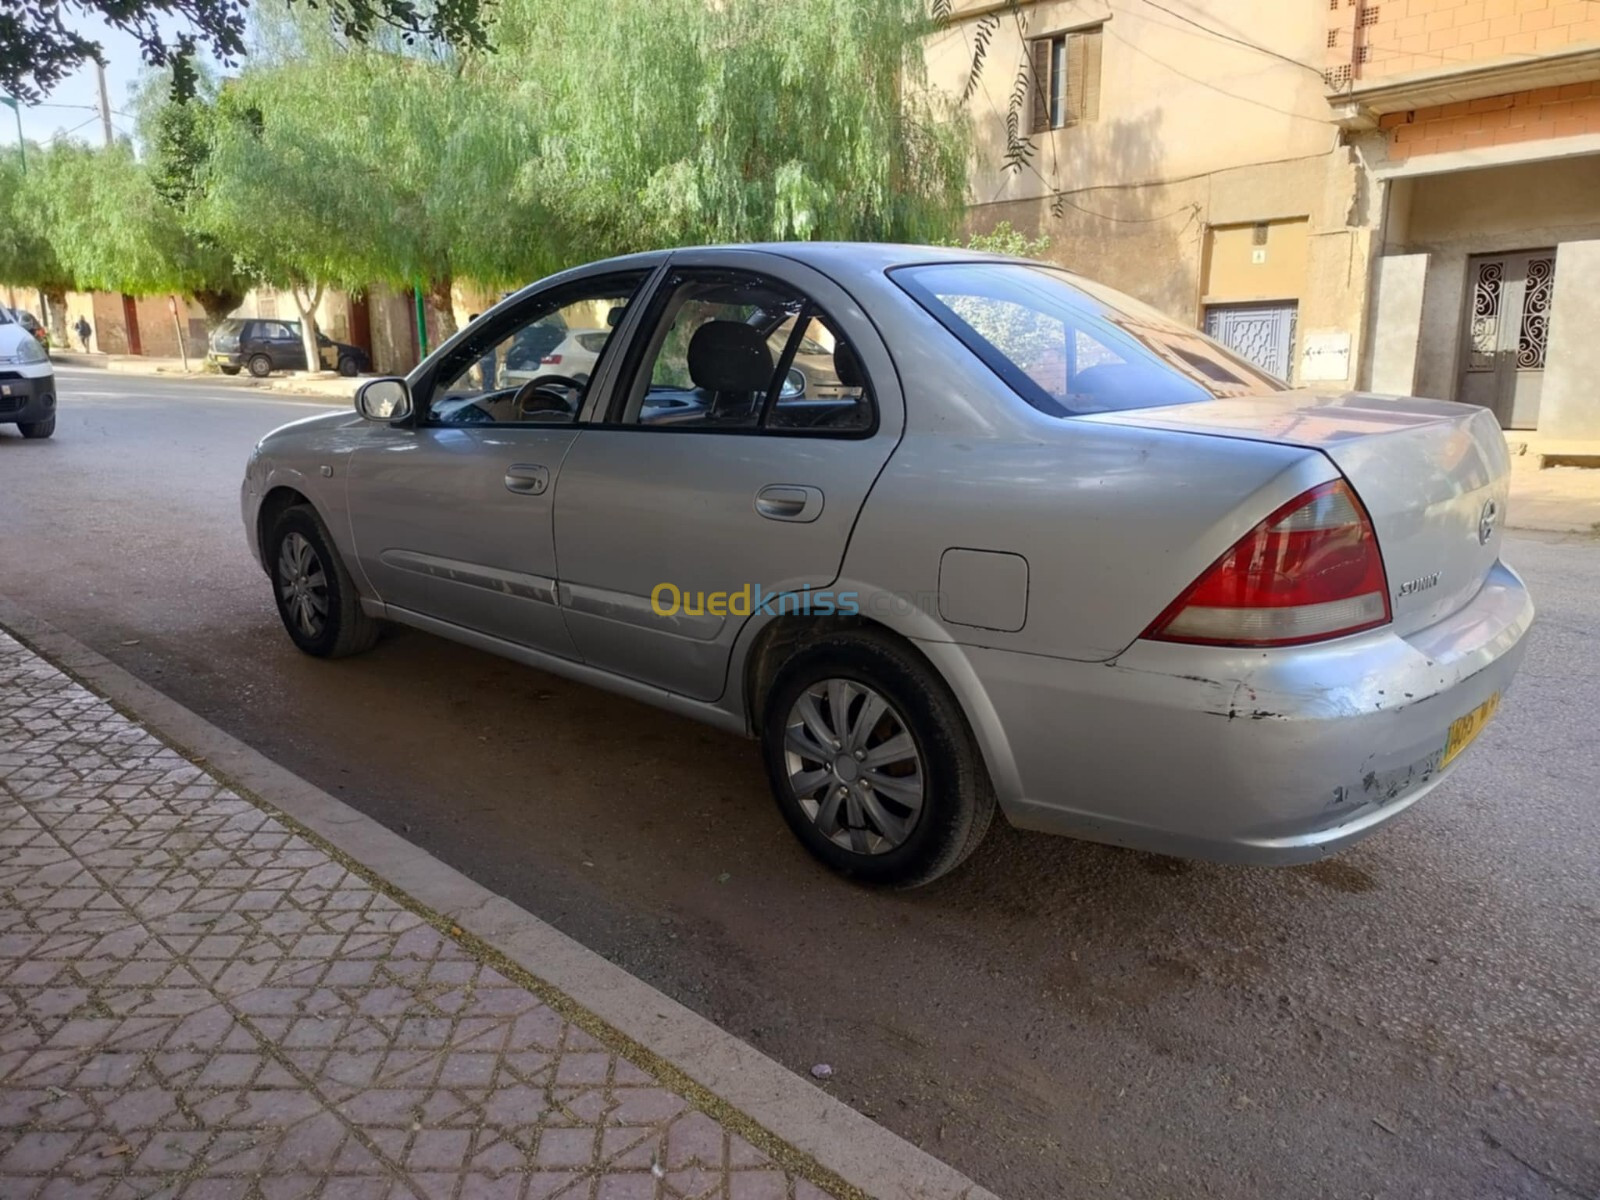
[
  {"x1": 1064, "y1": 32, "x2": 1088, "y2": 124},
  {"x1": 1079, "y1": 28, "x2": 1103, "y2": 122},
  {"x1": 1030, "y1": 38, "x2": 1051, "y2": 133}
]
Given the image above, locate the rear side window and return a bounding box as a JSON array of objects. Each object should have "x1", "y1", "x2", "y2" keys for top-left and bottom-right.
[
  {"x1": 612, "y1": 269, "x2": 874, "y2": 436},
  {"x1": 892, "y1": 262, "x2": 1283, "y2": 416}
]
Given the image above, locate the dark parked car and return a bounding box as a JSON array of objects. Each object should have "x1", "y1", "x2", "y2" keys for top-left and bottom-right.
[
  {"x1": 210, "y1": 318, "x2": 370, "y2": 378},
  {"x1": 2, "y1": 307, "x2": 47, "y2": 349}
]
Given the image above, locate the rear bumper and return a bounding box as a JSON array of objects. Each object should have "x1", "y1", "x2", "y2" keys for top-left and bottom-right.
[
  {"x1": 957, "y1": 560, "x2": 1533, "y2": 864},
  {"x1": 0, "y1": 371, "x2": 56, "y2": 424}
]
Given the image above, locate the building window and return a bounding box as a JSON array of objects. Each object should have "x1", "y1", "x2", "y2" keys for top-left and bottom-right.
[{"x1": 1030, "y1": 27, "x2": 1103, "y2": 132}]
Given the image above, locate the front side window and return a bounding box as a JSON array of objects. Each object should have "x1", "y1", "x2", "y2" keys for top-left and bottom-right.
[
  {"x1": 894, "y1": 262, "x2": 1283, "y2": 416},
  {"x1": 614, "y1": 269, "x2": 873, "y2": 435},
  {"x1": 427, "y1": 272, "x2": 646, "y2": 427}
]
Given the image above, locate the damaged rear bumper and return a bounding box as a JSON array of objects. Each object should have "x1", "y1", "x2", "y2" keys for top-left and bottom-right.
[{"x1": 959, "y1": 559, "x2": 1533, "y2": 864}]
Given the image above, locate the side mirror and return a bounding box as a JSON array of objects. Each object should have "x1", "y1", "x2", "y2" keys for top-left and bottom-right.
[
  {"x1": 356, "y1": 378, "x2": 413, "y2": 422},
  {"x1": 779, "y1": 367, "x2": 805, "y2": 400}
]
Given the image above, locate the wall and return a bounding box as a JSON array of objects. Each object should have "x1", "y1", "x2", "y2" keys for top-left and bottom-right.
[
  {"x1": 1201, "y1": 218, "x2": 1311, "y2": 302},
  {"x1": 1329, "y1": 0, "x2": 1600, "y2": 86},
  {"x1": 1385, "y1": 152, "x2": 1600, "y2": 398},
  {"x1": 1379, "y1": 80, "x2": 1600, "y2": 159},
  {"x1": 930, "y1": 2, "x2": 1376, "y2": 386}
]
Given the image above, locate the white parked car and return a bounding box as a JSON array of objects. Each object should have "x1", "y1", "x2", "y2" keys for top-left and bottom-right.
[{"x1": 0, "y1": 311, "x2": 55, "y2": 439}]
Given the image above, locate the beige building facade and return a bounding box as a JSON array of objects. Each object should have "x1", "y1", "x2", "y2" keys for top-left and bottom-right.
[{"x1": 928, "y1": 0, "x2": 1600, "y2": 436}]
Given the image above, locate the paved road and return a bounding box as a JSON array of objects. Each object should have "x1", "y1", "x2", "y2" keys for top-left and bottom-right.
[{"x1": 4, "y1": 370, "x2": 1597, "y2": 1199}]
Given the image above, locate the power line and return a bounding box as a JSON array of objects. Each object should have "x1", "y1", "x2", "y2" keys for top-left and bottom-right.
[
  {"x1": 1105, "y1": 25, "x2": 1336, "y2": 126},
  {"x1": 1135, "y1": 0, "x2": 1328, "y2": 78}
]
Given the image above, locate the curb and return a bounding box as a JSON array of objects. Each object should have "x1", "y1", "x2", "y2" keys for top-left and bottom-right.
[{"x1": 0, "y1": 595, "x2": 999, "y2": 1200}]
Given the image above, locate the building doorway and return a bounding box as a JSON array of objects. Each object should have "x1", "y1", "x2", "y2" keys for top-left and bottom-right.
[
  {"x1": 120, "y1": 295, "x2": 142, "y2": 357},
  {"x1": 1203, "y1": 301, "x2": 1298, "y2": 381},
  {"x1": 1458, "y1": 250, "x2": 1554, "y2": 430}
]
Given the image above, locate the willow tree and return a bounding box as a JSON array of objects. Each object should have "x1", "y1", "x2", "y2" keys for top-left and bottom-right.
[
  {"x1": 198, "y1": 84, "x2": 371, "y2": 373},
  {"x1": 133, "y1": 72, "x2": 255, "y2": 326},
  {"x1": 487, "y1": 0, "x2": 970, "y2": 265},
  {"x1": 0, "y1": 152, "x2": 76, "y2": 341},
  {"x1": 197, "y1": 34, "x2": 545, "y2": 353}
]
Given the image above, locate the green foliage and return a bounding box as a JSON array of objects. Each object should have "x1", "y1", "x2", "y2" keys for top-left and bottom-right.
[
  {"x1": 6, "y1": 0, "x2": 972, "y2": 345},
  {"x1": 0, "y1": 152, "x2": 73, "y2": 295},
  {"x1": 1, "y1": 0, "x2": 490, "y2": 104},
  {"x1": 489, "y1": 0, "x2": 970, "y2": 271},
  {"x1": 943, "y1": 221, "x2": 1052, "y2": 258}
]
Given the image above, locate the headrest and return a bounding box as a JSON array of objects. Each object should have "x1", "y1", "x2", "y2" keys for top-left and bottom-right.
[
  {"x1": 688, "y1": 320, "x2": 773, "y2": 393},
  {"x1": 833, "y1": 341, "x2": 864, "y2": 388}
]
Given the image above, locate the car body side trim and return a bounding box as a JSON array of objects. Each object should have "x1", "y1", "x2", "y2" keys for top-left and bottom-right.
[
  {"x1": 374, "y1": 602, "x2": 748, "y2": 735},
  {"x1": 378, "y1": 550, "x2": 557, "y2": 606},
  {"x1": 558, "y1": 581, "x2": 725, "y2": 641}
]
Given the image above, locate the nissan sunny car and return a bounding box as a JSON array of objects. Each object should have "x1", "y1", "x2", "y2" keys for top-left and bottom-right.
[{"x1": 241, "y1": 244, "x2": 1532, "y2": 885}]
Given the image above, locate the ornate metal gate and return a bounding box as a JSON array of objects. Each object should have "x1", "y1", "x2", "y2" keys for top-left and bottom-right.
[
  {"x1": 1459, "y1": 250, "x2": 1555, "y2": 430},
  {"x1": 1203, "y1": 302, "x2": 1298, "y2": 382}
]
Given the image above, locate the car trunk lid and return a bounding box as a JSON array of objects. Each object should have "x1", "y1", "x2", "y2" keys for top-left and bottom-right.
[{"x1": 1086, "y1": 392, "x2": 1511, "y2": 636}]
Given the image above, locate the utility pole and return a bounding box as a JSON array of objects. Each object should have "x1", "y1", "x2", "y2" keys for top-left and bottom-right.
[{"x1": 95, "y1": 60, "x2": 113, "y2": 146}]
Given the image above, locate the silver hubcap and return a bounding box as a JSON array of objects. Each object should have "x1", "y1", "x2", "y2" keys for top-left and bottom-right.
[
  {"x1": 277, "y1": 532, "x2": 329, "y2": 638},
  {"x1": 783, "y1": 679, "x2": 924, "y2": 855}
]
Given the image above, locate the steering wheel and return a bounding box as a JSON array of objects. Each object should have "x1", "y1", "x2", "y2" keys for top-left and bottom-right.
[{"x1": 513, "y1": 374, "x2": 587, "y2": 420}]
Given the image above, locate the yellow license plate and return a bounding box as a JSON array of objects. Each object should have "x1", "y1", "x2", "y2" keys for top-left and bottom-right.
[{"x1": 1442, "y1": 692, "x2": 1500, "y2": 767}]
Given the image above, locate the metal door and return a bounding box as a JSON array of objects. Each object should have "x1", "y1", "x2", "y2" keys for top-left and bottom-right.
[
  {"x1": 1203, "y1": 301, "x2": 1297, "y2": 382},
  {"x1": 1459, "y1": 250, "x2": 1554, "y2": 430}
]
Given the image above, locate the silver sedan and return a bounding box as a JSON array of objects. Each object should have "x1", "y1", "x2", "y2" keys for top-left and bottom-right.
[{"x1": 241, "y1": 244, "x2": 1533, "y2": 886}]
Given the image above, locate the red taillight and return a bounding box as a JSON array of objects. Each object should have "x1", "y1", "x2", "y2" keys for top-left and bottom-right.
[
  {"x1": 541, "y1": 353, "x2": 561, "y2": 364},
  {"x1": 1143, "y1": 480, "x2": 1391, "y2": 648}
]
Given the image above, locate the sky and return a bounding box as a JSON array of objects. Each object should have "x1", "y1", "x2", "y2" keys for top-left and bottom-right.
[{"x1": 6, "y1": 12, "x2": 222, "y2": 150}]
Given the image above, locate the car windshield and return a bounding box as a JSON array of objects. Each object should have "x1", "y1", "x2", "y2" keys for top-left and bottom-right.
[{"x1": 893, "y1": 262, "x2": 1284, "y2": 416}]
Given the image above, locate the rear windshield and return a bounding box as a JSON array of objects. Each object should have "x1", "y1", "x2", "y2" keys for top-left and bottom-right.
[
  {"x1": 215, "y1": 319, "x2": 245, "y2": 336},
  {"x1": 892, "y1": 262, "x2": 1284, "y2": 416}
]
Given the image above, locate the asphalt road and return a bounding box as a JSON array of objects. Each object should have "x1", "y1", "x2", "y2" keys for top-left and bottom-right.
[{"x1": 4, "y1": 369, "x2": 1597, "y2": 1199}]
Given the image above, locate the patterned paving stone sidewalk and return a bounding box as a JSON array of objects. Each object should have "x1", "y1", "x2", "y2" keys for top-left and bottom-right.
[{"x1": 0, "y1": 631, "x2": 828, "y2": 1200}]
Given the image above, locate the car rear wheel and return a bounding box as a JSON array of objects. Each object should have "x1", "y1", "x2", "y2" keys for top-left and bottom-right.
[
  {"x1": 761, "y1": 629, "x2": 995, "y2": 887},
  {"x1": 247, "y1": 353, "x2": 273, "y2": 378},
  {"x1": 337, "y1": 356, "x2": 359, "y2": 377},
  {"x1": 266, "y1": 505, "x2": 379, "y2": 658},
  {"x1": 18, "y1": 415, "x2": 55, "y2": 439},
  {"x1": 219, "y1": 365, "x2": 241, "y2": 376}
]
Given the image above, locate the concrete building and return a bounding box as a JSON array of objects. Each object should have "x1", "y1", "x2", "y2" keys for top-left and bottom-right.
[{"x1": 926, "y1": 0, "x2": 1600, "y2": 436}]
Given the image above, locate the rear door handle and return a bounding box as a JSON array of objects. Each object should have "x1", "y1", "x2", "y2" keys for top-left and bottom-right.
[
  {"x1": 504, "y1": 463, "x2": 550, "y2": 495},
  {"x1": 755, "y1": 485, "x2": 824, "y2": 523}
]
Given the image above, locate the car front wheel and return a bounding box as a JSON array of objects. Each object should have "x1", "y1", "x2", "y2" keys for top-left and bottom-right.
[
  {"x1": 18, "y1": 415, "x2": 55, "y2": 439},
  {"x1": 247, "y1": 353, "x2": 273, "y2": 378},
  {"x1": 337, "y1": 356, "x2": 359, "y2": 377},
  {"x1": 266, "y1": 505, "x2": 379, "y2": 658},
  {"x1": 761, "y1": 629, "x2": 995, "y2": 887}
]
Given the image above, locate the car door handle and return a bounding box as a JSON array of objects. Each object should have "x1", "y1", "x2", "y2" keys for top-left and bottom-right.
[
  {"x1": 504, "y1": 463, "x2": 550, "y2": 495},
  {"x1": 755, "y1": 485, "x2": 824, "y2": 523}
]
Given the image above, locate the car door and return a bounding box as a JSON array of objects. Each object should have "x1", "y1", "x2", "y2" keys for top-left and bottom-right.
[
  {"x1": 272, "y1": 322, "x2": 309, "y2": 370},
  {"x1": 552, "y1": 251, "x2": 905, "y2": 701},
  {"x1": 344, "y1": 267, "x2": 655, "y2": 658}
]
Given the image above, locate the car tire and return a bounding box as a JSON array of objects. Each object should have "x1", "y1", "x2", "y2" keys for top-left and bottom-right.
[
  {"x1": 247, "y1": 353, "x2": 274, "y2": 378},
  {"x1": 337, "y1": 356, "x2": 359, "y2": 377},
  {"x1": 219, "y1": 365, "x2": 241, "y2": 376},
  {"x1": 18, "y1": 415, "x2": 55, "y2": 439},
  {"x1": 266, "y1": 504, "x2": 380, "y2": 658},
  {"x1": 760, "y1": 628, "x2": 995, "y2": 887}
]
